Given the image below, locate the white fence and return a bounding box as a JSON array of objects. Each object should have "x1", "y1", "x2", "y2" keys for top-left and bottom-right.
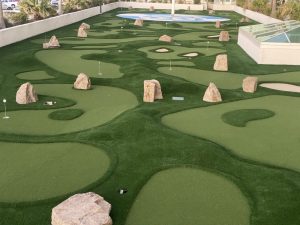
[
  {"x1": 234, "y1": 6, "x2": 281, "y2": 24},
  {"x1": 0, "y1": 6, "x2": 100, "y2": 48},
  {"x1": 119, "y1": 2, "x2": 205, "y2": 11}
]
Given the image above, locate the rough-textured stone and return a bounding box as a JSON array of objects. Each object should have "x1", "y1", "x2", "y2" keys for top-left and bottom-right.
[
  {"x1": 240, "y1": 17, "x2": 250, "y2": 23},
  {"x1": 74, "y1": 73, "x2": 91, "y2": 90},
  {"x1": 208, "y1": 10, "x2": 215, "y2": 15},
  {"x1": 51, "y1": 192, "x2": 112, "y2": 225},
  {"x1": 43, "y1": 35, "x2": 60, "y2": 49},
  {"x1": 81, "y1": 22, "x2": 90, "y2": 30},
  {"x1": 16, "y1": 82, "x2": 38, "y2": 104},
  {"x1": 243, "y1": 76, "x2": 258, "y2": 93},
  {"x1": 213, "y1": 54, "x2": 228, "y2": 71},
  {"x1": 134, "y1": 19, "x2": 143, "y2": 27},
  {"x1": 215, "y1": 20, "x2": 221, "y2": 28},
  {"x1": 78, "y1": 27, "x2": 87, "y2": 38},
  {"x1": 149, "y1": 6, "x2": 154, "y2": 11},
  {"x1": 159, "y1": 35, "x2": 172, "y2": 43},
  {"x1": 219, "y1": 31, "x2": 230, "y2": 41},
  {"x1": 143, "y1": 80, "x2": 163, "y2": 102},
  {"x1": 203, "y1": 82, "x2": 222, "y2": 102}
]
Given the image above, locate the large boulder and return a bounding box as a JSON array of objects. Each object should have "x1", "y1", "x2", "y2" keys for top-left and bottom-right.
[
  {"x1": 81, "y1": 22, "x2": 91, "y2": 30},
  {"x1": 16, "y1": 82, "x2": 38, "y2": 104},
  {"x1": 43, "y1": 35, "x2": 60, "y2": 49},
  {"x1": 134, "y1": 19, "x2": 143, "y2": 27},
  {"x1": 203, "y1": 82, "x2": 222, "y2": 103},
  {"x1": 143, "y1": 80, "x2": 163, "y2": 102},
  {"x1": 78, "y1": 27, "x2": 87, "y2": 38},
  {"x1": 74, "y1": 73, "x2": 91, "y2": 90},
  {"x1": 215, "y1": 20, "x2": 221, "y2": 28},
  {"x1": 219, "y1": 31, "x2": 229, "y2": 42},
  {"x1": 243, "y1": 76, "x2": 258, "y2": 93},
  {"x1": 51, "y1": 192, "x2": 112, "y2": 225},
  {"x1": 213, "y1": 54, "x2": 228, "y2": 71},
  {"x1": 159, "y1": 35, "x2": 172, "y2": 43}
]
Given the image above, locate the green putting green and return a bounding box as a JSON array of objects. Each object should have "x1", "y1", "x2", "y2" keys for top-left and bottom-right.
[
  {"x1": 158, "y1": 67, "x2": 300, "y2": 89},
  {"x1": 139, "y1": 46, "x2": 225, "y2": 60},
  {"x1": 193, "y1": 41, "x2": 224, "y2": 48},
  {"x1": 72, "y1": 45, "x2": 117, "y2": 49},
  {"x1": 162, "y1": 95, "x2": 300, "y2": 171},
  {"x1": 0, "y1": 84, "x2": 138, "y2": 135},
  {"x1": 16, "y1": 70, "x2": 54, "y2": 80},
  {"x1": 173, "y1": 31, "x2": 220, "y2": 41},
  {"x1": 126, "y1": 167, "x2": 250, "y2": 225},
  {"x1": 35, "y1": 50, "x2": 122, "y2": 78},
  {"x1": 222, "y1": 109, "x2": 275, "y2": 127},
  {"x1": 58, "y1": 36, "x2": 157, "y2": 44},
  {"x1": 49, "y1": 108, "x2": 84, "y2": 120},
  {"x1": 0, "y1": 142, "x2": 109, "y2": 202},
  {"x1": 87, "y1": 30, "x2": 119, "y2": 37},
  {"x1": 157, "y1": 60, "x2": 195, "y2": 66}
]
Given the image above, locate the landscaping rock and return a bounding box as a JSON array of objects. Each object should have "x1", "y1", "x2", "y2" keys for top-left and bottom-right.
[
  {"x1": 240, "y1": 17, "x2": 250, "y2": 23},
  {"x1": 16, "y1": 82, "x2": 38, "y2": 104},
  {"x1": 208, "y1": 10, "x2": 215, "y2": 15},
  {"x1": 51, "y1": 192, "x2": 112, "y2": 225},
  {"x1": 149, "y1": 6, "x2": 154, "y2": 11},
  {"x1": 219, "y1": 31, "x2": 229, "y2": 42},
  {"x1": 203, "y1": 82, "x2": 222, "y2": 102},
  {"x1": 74, "y1": 73, "x2": 91, "y2": 90},
  {"x1": 243, "y1": 76, "x2": 258, "y2": 93},
  {"x1": 81, "y1": 22, "x2": 90, "y2": 30},
  {"x1": 159, "y1": 35, "x2": 172, "y2": 43},
  {"x1": 78, "y1": 27, "x2": 87, "y2": 38},
  {"x1": 214, "y1": 54, "x2": 228, "y2": 71},
  {"x1": 134, "y1": 19, "x2": 143, "y2": 27},
  {"x1": 215, "y1": 20, "x2": 221, "y2": 28},
  {"x1": 143, "y1": 80, "x2": 163, "y2": 102},
  {"x1": 43, "y1": 35, "x2": 60, "y2": 49}
]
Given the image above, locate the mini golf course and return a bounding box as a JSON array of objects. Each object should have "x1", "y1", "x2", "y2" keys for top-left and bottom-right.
[{"x1": 1, "y1": 8, "x2": 300, "y2": 225}]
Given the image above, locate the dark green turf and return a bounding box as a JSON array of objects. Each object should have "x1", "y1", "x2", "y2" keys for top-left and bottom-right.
[
  {"x1": 49, "y1": 108, "x2": 84, "y2": 120},
  {"x1": 0, "y1": 8, "x2": 300, "y2": 225},
  {"x1": 222, "y1": 109, "x2": 275, "y2": 127}
]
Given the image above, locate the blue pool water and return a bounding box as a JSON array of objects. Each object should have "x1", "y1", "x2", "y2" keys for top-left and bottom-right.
[{"x1": 117, "y1": 13, "x2": 230, "y2": 23}]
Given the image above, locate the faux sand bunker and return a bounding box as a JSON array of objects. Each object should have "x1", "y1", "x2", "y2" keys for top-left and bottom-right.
[{"x1": 260, "y1": 83, "x2": 300, "y2": 93}]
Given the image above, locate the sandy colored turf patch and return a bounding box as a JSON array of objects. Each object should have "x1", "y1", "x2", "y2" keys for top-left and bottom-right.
[
  {"x1": 260, "y1": 83, "x2": 300, "y2": 93},
  {"x1": 126, "y1": 167, "x2": 250, "y2": 225},
  {"x1": 0, "y1": 142, "x2": 109, "y2": 202}
]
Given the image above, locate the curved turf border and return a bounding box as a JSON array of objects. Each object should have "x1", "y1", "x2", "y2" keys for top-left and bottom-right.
[
  {"x1": 221, "y1": 109, "x2": 275, "y2": 127},
  {"x1": 48, "y1": 108, "x2": 84, "y2": 121}
]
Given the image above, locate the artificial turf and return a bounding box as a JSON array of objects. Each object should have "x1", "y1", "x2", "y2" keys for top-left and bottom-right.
[
  {"x1": 0, "y1": 8, "x2": 300, "y2": 225},
  {"x1": 48, "y1": 108, "x2": 84, "y2": 120}
]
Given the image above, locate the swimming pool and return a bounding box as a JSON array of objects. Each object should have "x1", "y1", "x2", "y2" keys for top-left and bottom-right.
[{"x1": 117, "y1": 13, "x2": 230, "y2": 23}]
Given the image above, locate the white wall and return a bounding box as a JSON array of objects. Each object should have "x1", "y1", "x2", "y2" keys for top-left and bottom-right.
[
  {"x1": 0, "y1": 6, "x2": 100, "y2": 48},
  {"x1": 208, "y1": 3, "x2": 235, "y2": 11},
  {"x1": 234, "y1": 6, "x2": 281, "y2": 24},
  {"x1": 119, "y1": 2, "x2": 204, "y2": 11}
]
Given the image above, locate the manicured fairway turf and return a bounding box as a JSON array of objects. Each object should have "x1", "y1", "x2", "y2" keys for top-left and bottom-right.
[
  {"x1": 162, "y1": 95, "x2": 300, "y2": 171},
  {"x1": 158, "y1": 67, "x2": 300, "y2": 89},
  {"x1": 35, "y1": 50, "x2": 123, "y2": 78},
  {"x1": 0, "y1": 142, "x2": 109, "y2": 202},
  {"x1": 138, "y1": 45, "x2": 225, "y2": 59},
  {"x1": 1, "y1": 8, "x2": 300, "y2": 225},
  {"x1": 0, "y1": 84, "x2": 138, "y2": 135},
  {"x1": 126, "y1": 167, "x2": 250, "y2": 225},
  {"x1": 16, "y1": 70, "x2": 55, "y2": 80}
]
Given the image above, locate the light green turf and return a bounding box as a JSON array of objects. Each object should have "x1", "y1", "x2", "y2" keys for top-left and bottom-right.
[
  {"x1": 35, "y1": 50, "x2": 122, "y2": 78},
  {"x1": 158, "y1": 67, "x2": 300, "y2": 89},
  {"x1": 157, "y1": 60, "x2": 195, "y2": 66},
  {"x1": 0, "y1": 142, "x2": 109, "y2": 202},
  {"x1": 139, "y1": 46, "x2": 225, "y2": 60},
  {"x1": 0, "y1": 84, "x2": 138, "y2": 135},
  {"x1": 126, "y1": 167, "x2": 250, "y2": 225},
  {"x1": 146, "y1": 23, "x2": 189, "y2": 30},
  {"x1": 72, "y1": 45, "x2": 117, "y2": 49},
  {"x1": 193, "y1": 41, "x2": 224, "y2": 48},
  {"x1": 94, "y1": 19, "x2": 123, "y2": 27},
  {"x1": 162, "y1": 96, "x2": 300, "y2": 172},
  {"x1": 16, "y1": 70, "x2": 54, "y2": 80},
  {"x1": 87, "y1": 30, "x2": 119, "y2": 37},
  {"x1": 173, "y1": 31, "x2": 218, "y2": 41},
  {"x1": 58, "y1": 36, "x2": 157, "y2": 44}
]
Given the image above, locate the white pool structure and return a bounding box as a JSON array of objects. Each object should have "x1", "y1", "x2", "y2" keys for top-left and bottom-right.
[{"x1": 117, "y1": 13, "x2": 230, "y2": 23}]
